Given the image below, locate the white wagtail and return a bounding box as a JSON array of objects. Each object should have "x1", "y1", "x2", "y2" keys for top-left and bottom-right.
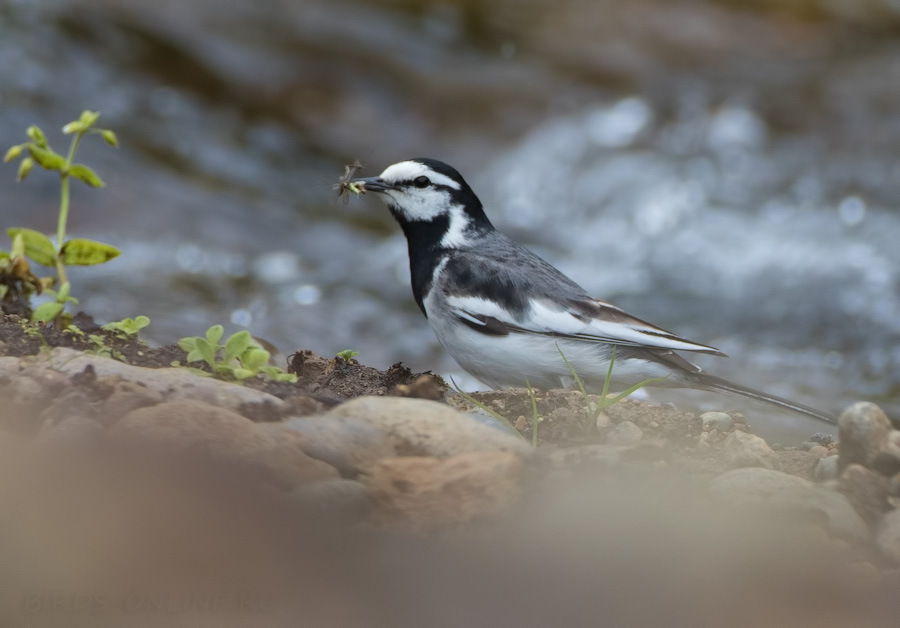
[{"x1": 352, "y1": 158, "x2": 836, "y2": 424}]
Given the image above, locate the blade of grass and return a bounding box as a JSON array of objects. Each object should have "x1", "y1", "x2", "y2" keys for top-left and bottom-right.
[
  {"x1": 601, "y1": 346, "x2": 616, "y2": 400},
  {"x1": 526, "y1": 379, "x2": 540, "y2": 448},
  {"x1": 449, "y1": 377, "x2": 527, "y2": 441},
  {"x1": 556, "y1": 343, "x2": 592, "y2": 420},
  {"x1": 601, "y1": 375, "x2": 670, "y2": 409}
]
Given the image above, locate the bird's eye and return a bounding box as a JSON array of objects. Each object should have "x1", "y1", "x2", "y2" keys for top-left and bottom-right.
[{"x1": 413, "y1": 176, "x2": 430, "y2": 188}]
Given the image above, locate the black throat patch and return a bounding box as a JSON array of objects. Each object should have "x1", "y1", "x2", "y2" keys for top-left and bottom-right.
[{"x1": 393, "y1": 212, "x2": 450, "y2": 316}]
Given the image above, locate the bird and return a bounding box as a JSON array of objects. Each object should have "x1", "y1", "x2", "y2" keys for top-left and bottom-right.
[{"x1": 352, "y1": 158, "x2": 836, "y2": 424}]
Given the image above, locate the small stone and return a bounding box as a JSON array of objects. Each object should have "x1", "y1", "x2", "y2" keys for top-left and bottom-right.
[
  {"x1": 838, "y1": 401, "x2": 892, "y2": 472},
  {"x1": 700, "y1": 411, "x2": 733, "y2": 432},
  {"x1": 595, "y1": 412, "x2": 611, "y2": 429},
  {"x1": 815, "y1": 455, "x2": 840, "y2": 482},
  {"x1": 515, "y1": 416, "x2": 527, "y2": 431},
  {"x1": 808, "y1": 445, "x2": 830, "y2": 458},
  {"x1": 722, "y1": 430, "x2": 773, "y2": 469},
  {"x1": 607, "y1": 420, "x2": 642, "y2": 445},
  {"x1": 329, "y1": 396, "x2": 532, "y2": 458},
  {"x1": 810, "y1": 433, "x2": 835, "y2": 447},
  {"x1": 800, "y1": 441, "x2": 817, "y2": 451}
]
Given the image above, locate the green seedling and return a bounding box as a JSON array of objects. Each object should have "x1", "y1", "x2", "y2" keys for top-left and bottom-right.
[
  {"x1": 178, "y1": 325, "x2": 297, "y2": 383},
  {"x1": 86, "y1": 333, "x2": 125, "y2": 361},
  {"x1": 102, "y1": 315, "x2": 150, "y2": 339},
  {"x1": 335, "y1": 349, "x2": 359, "y2": 362},
  {"x1": 4, "y1": 110, "x2": 120, "y2": 326},
  {"x1": 557, "y1": 344, "x2": 668, "y2": 428}
]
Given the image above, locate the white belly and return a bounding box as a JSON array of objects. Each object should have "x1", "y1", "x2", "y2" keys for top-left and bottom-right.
[{"x1": 425, "y1": 307, "x2": 673, "y2": 393}]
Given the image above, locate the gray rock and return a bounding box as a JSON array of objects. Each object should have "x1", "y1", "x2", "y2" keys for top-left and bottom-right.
[
  {"x1": 722, "y1": 430, "x2": 773, "y2": 469},
  {"x1": 838, "y1": 401, "x2": 892, "y2": 472},
  {"x1": 329, "y1": 396, "x2": 532, "y2": 458},
  {"x1": 711, "y1": 468, "x2": 869, "y2": 543},
  {"x1": 606, "y1": 420, "x2": 643, "y2": 445},
  {"x1": 876, "y1": 509, "x2": 900, "y2": 564},
  {"x1": 38, "y1": 347, "x2": 286, "y2": 413},
  {"x1": 112, "y1": 400, "x2": 339, "y2": 487},
  {"x1": 282, "y1": 415, "x2": 396, "y2": 476},
  {"x1": 814, "y1": 455, "x2": 840, "y2": 482},
  {"x1": 838, "y1": 464, "x2": 891, "y2": 526},
  {"x1": 700, "y1": 411, "x2": 733, "y2": 432}
]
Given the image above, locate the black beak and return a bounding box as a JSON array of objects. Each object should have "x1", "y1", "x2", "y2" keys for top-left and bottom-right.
[{"x1": 352, "y1": 176, "x2": 393, "y2": 193}]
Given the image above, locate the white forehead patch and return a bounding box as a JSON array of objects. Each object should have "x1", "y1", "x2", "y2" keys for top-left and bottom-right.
[{"x1": 379, "y1": 161, "x2": 461, "y2": 190}]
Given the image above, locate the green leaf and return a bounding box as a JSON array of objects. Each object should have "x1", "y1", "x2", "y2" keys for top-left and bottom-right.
[
  {"x1": 4, "y1": 144, "x2": 25, "y2": 163},
  {"x1": 16, "y1": 157, "x2": 34, "y2": 182},
  {"x1": 62, "y1": 121, "x2": 86, "y2": 135},
  {"x1": 273, "y1": 372, "x2": 298, "y2": 383},
  {"x1": 27, "y1": 145, "x2": 66, "y2": 171},
  {"x1": 232, "y1": 368, "x2": 255, "y2": 380},
  {"x1": 241, "y1": 347, "x2": 270, "y2": 370},
  {"x1": 6, "y1": 228, "x2": 56, "y2": 266},
  {"x1": 223, "y1": 330, "x2": 252, "y2": 363},
  {"x1": 60, "y1": 239, "x2": 120, "y2": 265},
  {"x1": 99, "y1": 129, "x2": 119, "y2": 147},
  {"x1": 0, "y1": 251, "x2": 9, "y2": 260},
  {"x1": 58, "y1": 281, "x2": 71, "y2": 301},
  {"x1": 194, "y1": 337, "x2": 217, "y2": 366},
  {"x1": 177, "y1": 337, "x2": 198, "y2": 352},
  {"x1": 26, "y1": 125, "x2": 48, "y2": 148},
  {"x1": 10, "y1": 233, "x2": 25, "y2": 258},
  {"x1": 32, "y1": 302, "x2": 64, "y2": 323},
  {"x1": 79, "y1": 110, "x2": 100, "y2": 127},
  {"x1": 185, "y1": 348, "x2": 205, "y2": 363},
  {"x1": 68, "y1": 164, "x2": 105, "y2": 188},
  {"x1": 205, "y1": 325, "x2": 224, "y2": 346},
  {"x1": 133, "y1": 315, "x2": 150, "y2": 330}
]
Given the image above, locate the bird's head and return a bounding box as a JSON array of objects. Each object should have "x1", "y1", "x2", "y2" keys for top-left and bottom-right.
[{"x1": 353, "y1": 158, "x2": 492, "y2": 247}]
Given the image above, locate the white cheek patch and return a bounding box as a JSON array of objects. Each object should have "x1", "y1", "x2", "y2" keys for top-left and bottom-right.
[
  {"x1": 380, "y1": 161, "x2": 461, "y2": 190},
  {"x1": 385, "y1": 188, "x2": 454, "y2": 223}
]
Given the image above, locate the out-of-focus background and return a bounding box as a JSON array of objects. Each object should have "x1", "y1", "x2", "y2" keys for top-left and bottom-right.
[{"x1": 2, "y1": 0, "x2": 899, "y2": 435}]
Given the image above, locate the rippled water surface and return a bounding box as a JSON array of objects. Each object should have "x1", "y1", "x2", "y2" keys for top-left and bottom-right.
[{"x1": 2, "y1": 0, "x2": 899, "y2": 437}]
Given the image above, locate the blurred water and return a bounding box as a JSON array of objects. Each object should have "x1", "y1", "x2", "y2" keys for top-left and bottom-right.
[{"x1": 1, "y1": 0, "x2": 899, "y2": 437}]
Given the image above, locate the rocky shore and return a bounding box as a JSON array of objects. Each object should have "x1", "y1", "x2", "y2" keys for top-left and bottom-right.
[{"x1": 1, "y1": 313, "x2": 898, "y2": 627}]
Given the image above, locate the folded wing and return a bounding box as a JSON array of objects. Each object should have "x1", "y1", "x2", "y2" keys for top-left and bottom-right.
[{"x1": 449, "y1": 294, "x2": 727, "y2": 357}]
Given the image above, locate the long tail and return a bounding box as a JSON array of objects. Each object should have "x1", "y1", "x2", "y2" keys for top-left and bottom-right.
[{"x1": 690, "y1": 372, "x2": 837, "y2": 425}]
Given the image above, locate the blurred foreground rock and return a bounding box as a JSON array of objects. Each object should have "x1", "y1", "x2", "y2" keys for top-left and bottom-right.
[{"x1": 0, "y1": 348, "x2": 899, "y2": 626}]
